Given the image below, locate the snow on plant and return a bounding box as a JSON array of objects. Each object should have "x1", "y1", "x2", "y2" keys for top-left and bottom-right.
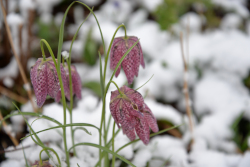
[{"x1": 1, "y1": 1, "x2": 178, "y2": 167}]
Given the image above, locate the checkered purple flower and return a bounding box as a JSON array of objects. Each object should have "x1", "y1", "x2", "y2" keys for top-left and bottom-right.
[
  {"x1": 110, "y1": 36, "x2": 145, "y2": 84},
  {"x1": 110, "y1": 86, "x2": 158, "y2": 145},
  {"x1": 32, "y1": 160, "x2": 53, "y2": 167},
  {"x1": 30, "y1": 57, "x2": 70, "y2": 107},
  {"x1": 64, "y1": 65, "x2": 82, "y2": 99}
]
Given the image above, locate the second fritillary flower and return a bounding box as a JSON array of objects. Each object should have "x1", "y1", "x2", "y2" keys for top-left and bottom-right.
[
  {"x1": 30, "y1": 57, "x2": 70, "y2": 107},
  {"x1": 110, "y1": 86, "x2": 158, "y2": 145},
  {"x1": 110, "y1": 36, "x2": 145, "y2": 84}
]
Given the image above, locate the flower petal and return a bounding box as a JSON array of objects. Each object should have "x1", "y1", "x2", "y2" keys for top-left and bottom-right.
[
  {"x1": 143, "y1": 104, "x2": 159, "y2": 133},
  {"x1": 71, "y1": 65, "x2": 82, "y2": 99},
  {"x1": 30, "y1": 60, "x2": 47, "y2": 108},
  {"x1": 135, "y1": 118, "x2": 150, "y2": 145}
]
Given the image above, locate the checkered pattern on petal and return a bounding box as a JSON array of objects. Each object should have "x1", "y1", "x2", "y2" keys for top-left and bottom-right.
[
  {"x1": 46, "y1": 61, "x2": 60, "y2": 101},
  {"x1": 109, "y1": 85, "x2": 158, "y2": 145},
  {"x1": 71, "y1": 65, "x2": 82, "y2": 99},
  {"x1": 60, "y1": 64, "x2": 70, "y2": 100},
  {"x1": 30, "y1": 59, "x2": 47, "y2": 108},
  {"x1": 143, "y1": 104, "x2": 159, "y2": 133},
  {"x1": 110, "y1": 98, "x2": 121, "y2": 128},
  {"x1": 109, "y1": 36, "x2": 145, "y2": 84},
  {"x1": 135, "y1": 118, "x2": 150, "y2": 145},
  {"x1": 30, "y1": 57, "x2": 72, "y2": 107},
  {"x1": 110, "y1": 37, "x2": 124, "y2": 77}
]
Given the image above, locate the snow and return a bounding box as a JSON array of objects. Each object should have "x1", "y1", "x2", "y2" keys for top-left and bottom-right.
[
  {"x1": 238, "y1": 151, "x2": 250, "y2": 167},
  {"x1": 0, "y1": 57, "x2": 19, "y2": 79},
  {"x1": 180, "y1": 12, "x2": 203, "y2": 32},
  {"x1": 139, "y1": 0, "x2": 162, "y2": 12},
  {"x1": 0, "y1": 159, "x2": 23, "y2": 167},
  {"x1": 100, "y1": 0, "x2": 133, "y2": 24},
  {"x1": 189, "y1": 149, "x2": 242, "y2": 167},
  {"x1": 3, "y1": 77, "x2": 14, "y2": 88},
  {"x1": 221, "y1": 13, "x2": 242, "y2": 30},
  {"x1": 6, "y1": 13, "x2": 23, "y2": 26}
]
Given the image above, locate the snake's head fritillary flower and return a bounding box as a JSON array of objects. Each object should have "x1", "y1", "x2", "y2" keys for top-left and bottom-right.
[
  {"x1": 110, "y1": 36, "x2": 145, "y2": 84},
  {"x1": 30, "y1": 57, "x2": 70, "y2": 107},
  {"x1": 110, "y1": 86, "x2": 158, "y2": 145},
  {"x1": 32, "y1": 160, "x2": 53, "y2": 167},
  {"x1": 64, "y1": 65, "x2": 82, "y2": 99}
]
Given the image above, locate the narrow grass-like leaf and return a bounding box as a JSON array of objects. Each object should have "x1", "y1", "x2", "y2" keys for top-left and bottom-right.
[
  {"x1": 73, "y1": 127, "x2": 92, "y2": 135},
  {"x1": 21, "y1": 123, "x2": 99, "y2": 140},
  {"x1": 39, "y1": 147, "x2": 61, "y2": 166},
  {"x1": 116, "y1": 125, "x2": 181, "y2": 154},
  {"x1": 94, "y1": 128, "x2": 121, "y2": 167},
  {"x1": 135, "y1": 74, "x2": 154, "y2": 91},
  {"x1": 0, "y1": 112, "x2": 62, "y2": 129},
  {"x1": 99, "y1": 52, "x2": 104, "y2": 99},
  {"x1": 12, "y1": 103, "x2": 52, "y2": 159},
  {"x1": 69, "y1": 142, "x2": 136, "y2": 167},
  {"x1": 21, "y1": 143, "x2": 29, "y2": 167}
]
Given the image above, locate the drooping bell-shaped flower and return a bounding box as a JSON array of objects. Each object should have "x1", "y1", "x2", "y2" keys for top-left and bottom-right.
[
  {"x1": 32, "y1": 160, "x2": 53, "y2": 167},
  {"x1": 30, "y1": 57, "x2": 70, "y2": 107},
  {"x1": 64, "y1": 65, "x2": 82, "y2": 99},
  {"x1": 110, "y1": 36, "x2": 145, "y2": 84},
  {"x1": 110, "y1": 86, "x2": 158, "y2": 145}
]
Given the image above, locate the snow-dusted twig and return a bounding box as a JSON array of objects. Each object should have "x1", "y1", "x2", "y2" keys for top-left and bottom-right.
[
  {"x1": 0, "y1": 0, "x2": 37, "y2": 112},
  {"x1": 0, "y1": 111, "x2": 19, "y2": 146},
  {"x1": 180, "y1": 32, "x2": 194, "y2": 136}
]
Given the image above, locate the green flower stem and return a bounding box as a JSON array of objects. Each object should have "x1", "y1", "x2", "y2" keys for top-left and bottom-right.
[
  {"x1": 111, "y1": 81, "x2": 122, "y2": 95},
  {"x1": 40, "y1": 42, "x2": 46, "y2": 61},
  {"x1": 94, "y1": 128, "x2": 121, "y2": 167},
  {"x1": 40, "y1": 38, "x2": 70, "y2": 165},
  {"x1": 66, "y1": 58, "x2": 76, "y2": 157},
  {"x1": 66, "y1": 9, "x2": 92, "y2": 158},
  {"x1": 105, "y1": 114, "x2": 112, "y2": 137},
  {"x1": 40, "y1": 39, "x2": 57, "y2": 68},
  {"x1": 103, "y1": 24, "x2": 127, "y2": 83},
  {"x1": 111, "y1": 122, "x2": 116, "y2": 167}
]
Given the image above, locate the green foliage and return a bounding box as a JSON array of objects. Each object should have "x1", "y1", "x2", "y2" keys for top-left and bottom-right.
[
  {"x1": 232, "y1": 113, "x2": 250, "y2": 152},
  {"x1": 243, "y1": 72, "x2": 250, "y2": 90},
  {"x1": 83, "y1": 81, "x2": 102, "y2": 98},
  {"x1": 154, "y1": 0, "x2": 217, "y2": 30},
  {"x1": 37, "y1": 20, "x2": 59, "y2": 52},
  {"x1": 83, "y1": 29, "x2": 98, "y2": 66}
]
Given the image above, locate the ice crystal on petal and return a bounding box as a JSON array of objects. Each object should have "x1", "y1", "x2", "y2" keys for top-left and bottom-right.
[
  {"x1": 110, "y1": 86, "x2": 158, "y2": 145},
  {"x1": 110, "y1": 36, "x2": 145, "y2": 84},
  {"x1": 30, "y1": 57, "x2": 70, "y2": 107}
]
